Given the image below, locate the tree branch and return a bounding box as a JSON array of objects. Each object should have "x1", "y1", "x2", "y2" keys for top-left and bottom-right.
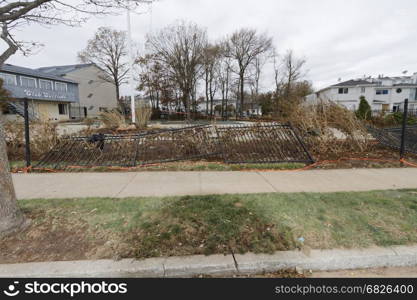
[{"x1": 0, "y1": 23, "x2": 18, "y2": 65}]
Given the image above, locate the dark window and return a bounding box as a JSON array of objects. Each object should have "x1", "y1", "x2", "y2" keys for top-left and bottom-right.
[
  {"x1": 338, "y1": 88, "x2": 348, "y2": 94},
  {"x1": 376, "y1": 89, "x2": 389, "y2": 95},
  {"x1": 58, "y1": 104, "x2": 67, "y2": 115},
  {"x1": 396, "y1": 88, "x2": 402, "y2": 94}
]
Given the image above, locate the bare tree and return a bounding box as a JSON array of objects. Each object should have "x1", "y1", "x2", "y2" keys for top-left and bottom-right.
[
  {"x1": 282, "y1": 49, "x2": 306, "y2": 98},
  {"x1": 137, "y1": 53, "x2": 177, "y2": 111},
  {"x1": 225, "y1": 28, "x2": 272, "y2": 117},
  {"x1": 272, "y1": 50, "x2": 310, "y2": 115},
  {"x1": 272, "y1": 50, "x2": 282, "y2": 97},
  {"x1": 248, "y1": 50, "x2": 273, "y2": 108},
  {"x1": 147, "y1": 21, "x2": 207, "y2": 119},
  {"x1": 202, "y1": 43, "x2": 221, "y2": 116},
  {"x1": 216, "y1": 46, "x2": 233, "y2": 119},
  {"x1": 78, "y1": 27, "x2": 129, "y2": 103},
  {"x1": 0, "y1": 0, "x2": 154, "y2": 236}
]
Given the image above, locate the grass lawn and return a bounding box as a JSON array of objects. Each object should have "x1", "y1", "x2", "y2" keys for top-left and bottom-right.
[{"x1": 1, "y1": 189, "x2": 416, "y2": 264}]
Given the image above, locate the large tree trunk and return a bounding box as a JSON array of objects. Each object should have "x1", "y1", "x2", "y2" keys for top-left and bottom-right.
[
  {"x1": 0, "y1": 112, "x2": 26, "y2": 236},
  {"x1": 239, "y1": 73, "x2": 244, "y2": 118},
  {"x1": 205, "y1": 72, "x2": 209, "y2": 117}
]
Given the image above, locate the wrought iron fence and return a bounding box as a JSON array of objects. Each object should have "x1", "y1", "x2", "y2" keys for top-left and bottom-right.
[
  {"x1": 35, "y1": 123, "x2": 315, "y2": 170},
  {"x1": 367, "y1": 125, "x2": 417, "y2": 154}
]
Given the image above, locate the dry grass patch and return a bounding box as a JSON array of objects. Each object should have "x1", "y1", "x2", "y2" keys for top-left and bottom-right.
[{"x1": 127, "y1": 195, "x2": 294, "y2": 258}]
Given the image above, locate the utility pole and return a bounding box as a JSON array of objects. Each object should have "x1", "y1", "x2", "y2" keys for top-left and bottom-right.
[
  {"x1": 126, "y1": 0, "x2": 154, "y2": 124},
  {"x1": 126, "y1": 1, "x2": 136, "y2": 124}
]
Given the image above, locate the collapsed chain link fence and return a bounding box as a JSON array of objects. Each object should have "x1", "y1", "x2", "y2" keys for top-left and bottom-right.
[{"x1": 35, "y1": 123, "x2": 315, "y2": 170}]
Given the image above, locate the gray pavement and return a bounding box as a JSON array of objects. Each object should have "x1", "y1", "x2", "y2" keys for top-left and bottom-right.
[{"x1": 12, "y1": 168, "x2": 417, "y2": 200}]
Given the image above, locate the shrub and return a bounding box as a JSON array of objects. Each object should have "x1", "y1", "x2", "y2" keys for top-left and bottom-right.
[
  {"x1": 99, "y1": 109, "x2": 127, "y2": 129},
  {"x1": 4, "y1": 120, "x2": 59, "y2": 160},
  {"x1": 385, "y1": 112, "x2": 417, "y2": 126},
  {"x1": 135, "y1": 103, "x2": 152, "y2": 129},
  {"x1": 280, "y1": 99, "x2": 371, "y2": 155},
  {"x1": 356, "y1": 96, "x2": 371, "y2": 120}
]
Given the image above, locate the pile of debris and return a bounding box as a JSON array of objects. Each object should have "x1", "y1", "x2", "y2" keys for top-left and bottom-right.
[{"x1": 35, "y1": 123, "x2": 315, "y2": 170}]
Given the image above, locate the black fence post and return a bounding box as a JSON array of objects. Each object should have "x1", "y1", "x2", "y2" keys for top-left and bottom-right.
[
  {"x1": 399, "y1": 98, "x2": 409, "y2": 160},
  {"x1": 23, "y1": 98, "x2": 31, "y2": 168}
]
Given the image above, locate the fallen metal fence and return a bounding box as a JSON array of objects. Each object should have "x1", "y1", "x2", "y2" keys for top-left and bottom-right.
[
  {"x1": 215, "y1": 123, "x2": 314, "y2": 164},
  {"x1": 35, "y1": 123, "x2": 315, "y2": 170},
  {"x1": 367, "y1": 125, "x2": 417, "y2": 154}
]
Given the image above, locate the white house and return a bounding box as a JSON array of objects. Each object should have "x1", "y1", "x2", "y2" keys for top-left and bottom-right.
[{"x1": 307, "y1": 73, "x2": 417, "y2": 112}]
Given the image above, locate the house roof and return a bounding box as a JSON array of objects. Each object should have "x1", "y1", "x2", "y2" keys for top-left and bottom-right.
[
  {"x1": 37, "y1": 63, "x2": 95, "y2": 77},
  {"x1": 393, "y1": 83, "x2": 417, "y2": 87},
  {"x1": 331, "y1": 79, "x2": 373, "y2": 87},
  {"x1": 0, "y1": 64, "x2": 78, "y2": 83}
]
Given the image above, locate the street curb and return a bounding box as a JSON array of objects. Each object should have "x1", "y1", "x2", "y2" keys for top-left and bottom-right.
[{"x1": 0, "y1": 245, "x2": 416, "y2": 278}]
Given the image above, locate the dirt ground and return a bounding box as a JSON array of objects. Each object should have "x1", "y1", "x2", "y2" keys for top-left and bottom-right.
[
  {"x1": 310, "y1": 266, "x2": 417, "y2": 278},
  {"x1": 312, "y1": 143, "x2": 417, "y2": 169},
  {"x1": 0, "y1": 210, "x2": 108, "y2": 264}
]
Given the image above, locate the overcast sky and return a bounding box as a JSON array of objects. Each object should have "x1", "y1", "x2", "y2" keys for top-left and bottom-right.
[{"x1": 3, "y1": 0, "x2": 417, "y2": 94}]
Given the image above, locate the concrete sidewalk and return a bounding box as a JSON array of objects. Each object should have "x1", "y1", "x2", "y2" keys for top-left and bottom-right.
[{"x1": 12, "y1": 168, "x2": 417, "y2": 199}]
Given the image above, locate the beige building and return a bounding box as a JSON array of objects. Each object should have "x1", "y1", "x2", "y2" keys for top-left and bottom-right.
[{"x1": 38, "y1": 64, "x2": 118, "y2": 118}]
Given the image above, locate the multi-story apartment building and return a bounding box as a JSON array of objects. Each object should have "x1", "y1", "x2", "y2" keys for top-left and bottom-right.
[{"x1": 307, "y1": 73, "x2": 417, "y2": 111}]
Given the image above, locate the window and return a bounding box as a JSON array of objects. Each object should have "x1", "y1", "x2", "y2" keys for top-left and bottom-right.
[
  {"x1": 338, "y1": 88, "x2": 348, "y2": 94},
  {"x1": 39, "y1": 79, "x2": 53, "y2": 90},
  {"x1": 376, "y1": 89, "x2": 389, "y2": 95},
  {"x1": 396, "y1": 88, "x2": 402, "y2": 94},
  {"x1": 20, "y1": 76, "x2": 37, "y2": 88},
  {"x1": 0, "y1": 73, "x2": 17, "y2": 85},
  {"x1": 58, "y1": 104, "x2": 68, "y2": 115},
  {"x1": 55, "y1": 82, "x2": 67, "y2": 92},
  {"x1": 361, "y1": 87, "x2": 366, "y2": 93}
]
